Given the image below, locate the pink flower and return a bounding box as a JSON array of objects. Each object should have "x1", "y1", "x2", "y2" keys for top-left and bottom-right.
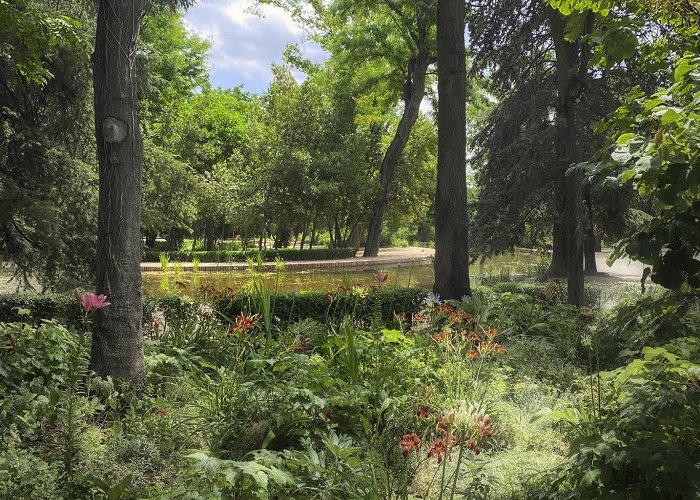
[
  {"x1": 79, "y1": 292, "x2": 111, "y2": 312},
  {"x1": 373, "y1": 273, "x2": 388, "y2": 283}
]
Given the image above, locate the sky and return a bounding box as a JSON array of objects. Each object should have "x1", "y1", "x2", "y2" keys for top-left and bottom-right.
[{"x1": 184, "y1": 0, "x2": 326, "y2": 93}]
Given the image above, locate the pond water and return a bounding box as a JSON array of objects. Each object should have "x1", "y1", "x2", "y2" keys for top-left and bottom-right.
[{"x1": 142, "y1": 252, "x2": 550, "y2": 297}]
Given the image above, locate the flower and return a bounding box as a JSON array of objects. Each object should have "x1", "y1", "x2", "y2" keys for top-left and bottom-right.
[
  {"x1": 150, "y1": 310, "x2": 166, "y2": 332},
  {"x1": 324, "y1": 410, "x2": 334, "y2": 421},
  {"x1": 154, "y1": 408, "x2": 169, "y2": 416},
  {"x1": 467, "y1": 349, "x2": 478, "y2": 360},
  {"x1": 78, "y1": 292, "x2": 111, "y2": 312},
  {"x1": 228, "y1": 313, "x2": 260, "y2": 335},
  {"x1": 423, "y1": 292, "x2": 442, "y2": 308},
  {"x1": 198, "y1": 304, "x2": 214, "y2": 316},
  {"x1": 427, "y1": 438, "x2": 450, "y2": 463},
  {"x1": 400, "y1": 433, "x2": 422, "y2": 458},
  {"x1": 294, "y1": 336, "x2": 308, "y2": 353},
  {"x1": 373, "y1": 272, "x2": 388, "y2": 283},
  {"x1": 416, "y1": 405, "x2": 430, "y2": 419},
  {"x1": 324, "y1": 292, "x2": 334, "y2": 303}
]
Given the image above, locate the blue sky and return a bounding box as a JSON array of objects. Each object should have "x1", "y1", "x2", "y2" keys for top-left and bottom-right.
[{"x1": 184, "y1": 0, "x2": 326, "y2": 93}]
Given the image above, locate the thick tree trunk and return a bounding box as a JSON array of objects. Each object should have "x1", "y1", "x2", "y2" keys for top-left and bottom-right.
[
  {"x1": 549, "y1": 8, "x2": 585, "y2": 306},
  {"x1": 363, "y1": 55, "x2": 430, "y2": 257},
  {"x1": 546, "y1": 217, "x2": 568, "y2": 277},
  {"x1": 434, "y1": 0, "x2": 471, "y2": 300},
  {"x1": 91, "y1": 0, "x2": 146, "y2": 391}
]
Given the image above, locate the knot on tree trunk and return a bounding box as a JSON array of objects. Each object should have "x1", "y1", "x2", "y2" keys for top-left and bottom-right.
[{"x1": 102, "y1": 116, "x2": 128, "y2": 143}]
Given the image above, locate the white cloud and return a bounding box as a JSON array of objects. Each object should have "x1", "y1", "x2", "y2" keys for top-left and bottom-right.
[{"x1": 184, "y1": 0, "x2": 326, "y2": 92}]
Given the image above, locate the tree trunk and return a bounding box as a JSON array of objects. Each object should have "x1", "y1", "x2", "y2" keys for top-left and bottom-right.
[
  {"x1": 363, "y1": 54, "x2": 430, "y2": 257},
  {"x1": 300, "y1": 220, "x2": 308, "y2": 249},
  {"x1": 546, "y1": 217, "x2": 568, "y2": 277},
  {"x1": 204, "y1": 221, "x2": 215, "y2": 251},
  {"x1": 434, "y1": 0, "x2": 471, "y2": 300},
  {"x1": 91, "y1": 0, "x2": 146, "y2": 391},
  {"x1": 334, "y1": 216, "x2": 342, "y2": 249},
  {"x1": 549, "y1": 8, "x2": 586, "y2": 306},
  {"x1": 309, "y1": 218, "x2": 317, "y2": 250},
  {"x1": 145, "y1": 231, "x2": 156, "y2": 248},
  {"x1": 584, "y1": 188, "x2": 597, "y2": 274}
]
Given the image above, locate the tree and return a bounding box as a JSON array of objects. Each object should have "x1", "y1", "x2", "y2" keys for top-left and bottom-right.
[
  {"x1": 0, "y1": 0, "x2": 97, "y2": 290},
  {"x1": 91, "y1": 0, "x2": 146, "y2": 390},
  {"x1": 434, "y1": 0, "x2": 471, "y2": 299},
  {"x1": 554, "y1": 0, "x2": 700, "y2": 290}
]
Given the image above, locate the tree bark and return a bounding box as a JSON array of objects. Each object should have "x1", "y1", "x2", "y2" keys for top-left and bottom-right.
[
  {"x1": 549, "y1": 8, "x2": 585, "y2": 306},
  {"x1": 363, "y1": 54, "x2": 430, "y2": 257},
  {"x1": 546, "y1": 216, "x2": 569, "y2": 277},
  {"x1": 434, "y1": 0, "x2": 471, "y2": 300},
  {"x1": 91, "y1": 0, "x2": 146, "y2": 391}
]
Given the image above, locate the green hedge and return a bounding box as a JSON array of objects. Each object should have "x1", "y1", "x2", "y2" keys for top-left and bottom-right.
[
  {"x1": 489, "y1": 281, "x2": 602, "y2": 307},
  {"x1": 143, "y1": 247, "x2": 358, "y2": 263},
  {"x1": 0, "y1": 288, "x2": 426, "y2": 327}
]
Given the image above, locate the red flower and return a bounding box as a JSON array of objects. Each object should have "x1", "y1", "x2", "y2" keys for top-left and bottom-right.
[
  {"x1": 295, "y1": 336, "x2": 308, "y2": 353},
  {"x1": 374, "y1": 273, "x2": 388, "y2": 283},
  {"x1": 467, "y1": 441, "x2": 481, "y2": 455},
  {"x1": 416, "y1": 405, "x2": 430, "y2": 419},
  {"x1": 427, "y1": 439, "x2": 450, "y2": 464},
  {"x1": 154, "y1": 408, "x2": 169, "y2": 416},
  {"x1": 228, "y1": 313, "x2": 260, "y2": 334},
  {"x1": 77, "y1": 291, "x2": 111, "y2": 312},
  {"x1": 413, "y1": 313, "x2": 425, "y2": 322},
  {"x1": 324, "y1": 410, "x2": 334, "y2": 421},
  {"x1": 324, "y1": 292, "x2": 334, "y2": 303},
  {"x1": 467, "y1": 349, "x2": 478, "y2": 360},
  {"x1": 484, "y1": 328, "x2": 498, "y2": 340},
  {"x1": 397, "y1": 312, "x2": 409, "y2": 323},
  {"x1": 400, "y1": 433, "x2": 422, "y2": 458}
]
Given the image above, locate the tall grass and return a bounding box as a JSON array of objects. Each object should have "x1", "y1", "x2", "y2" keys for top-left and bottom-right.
[{"x1": 159, "y1": 253, "x2": 170, "y2": 272}]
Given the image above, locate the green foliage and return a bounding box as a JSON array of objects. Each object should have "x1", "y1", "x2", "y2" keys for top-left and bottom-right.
[
  {"x1": 143, "y1": 247, "x2": 358, "y2": 262},
  {"x1": 539, "y1": 337, "x2": 700, "y2": 499},
  {"x1": 582, "y1": 53, "x2": 700, "y2": 289},
  {"x1": 1, "y1": 281, "x2": 699, "y2": 498}
]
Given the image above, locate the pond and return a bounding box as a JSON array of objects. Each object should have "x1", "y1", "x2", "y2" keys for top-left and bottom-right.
[{"x1": 142, "y1": 251, "x2": 550, "y2": 297}]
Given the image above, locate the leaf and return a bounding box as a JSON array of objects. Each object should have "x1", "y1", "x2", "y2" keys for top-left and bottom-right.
[
  {"x1": 616, "y1": 132, "x2": 637, "y2": 145},
  {"x1": 674, "y1": 58, "x2": 697, "y2": 82},
  {"x1": 529, "y1": 407, "x2": 553, "y2": 423},
  {"x1": 107, "y1": 474, "x2": 132, "y2": 500},
  {"x1": 579, "y1": 468, "x2": 601, "y2": 489}
]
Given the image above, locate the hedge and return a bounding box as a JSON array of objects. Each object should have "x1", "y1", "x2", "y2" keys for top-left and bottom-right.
[
  {"x1": 142, "y1": 247, "x2": 358, "y2": 263},
  {"x1": 489, "y1": 281, "x2": 602, "y2": 307},
  {"x1": 0, "y1": 288, "x2": 426, "y2": 327}
]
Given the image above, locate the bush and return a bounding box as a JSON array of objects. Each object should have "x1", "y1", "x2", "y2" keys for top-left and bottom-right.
[
  {"x1": 142, "y1": 247, "x2": 358, "y2": 263},
  {"x1": 539, "y1": 337, "x2": 700, "y2": 499},
  {"x1": 0, "y1": 288, "x2": 427, "y2": 326},
  {"x1": 490, "y1": 281, "x2": 602, "y2": 308}
]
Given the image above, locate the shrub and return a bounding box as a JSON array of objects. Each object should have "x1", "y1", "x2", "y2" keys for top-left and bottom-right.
[
  {"x1": 1, "y1": 288, "x2": 426, "y2": 327},
  {"x1": 142, "y1": 247, "x2": 358, "y2": 263},
  {"x1": 538, "y1": 337, "x2": 700, "y2": 499}
]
